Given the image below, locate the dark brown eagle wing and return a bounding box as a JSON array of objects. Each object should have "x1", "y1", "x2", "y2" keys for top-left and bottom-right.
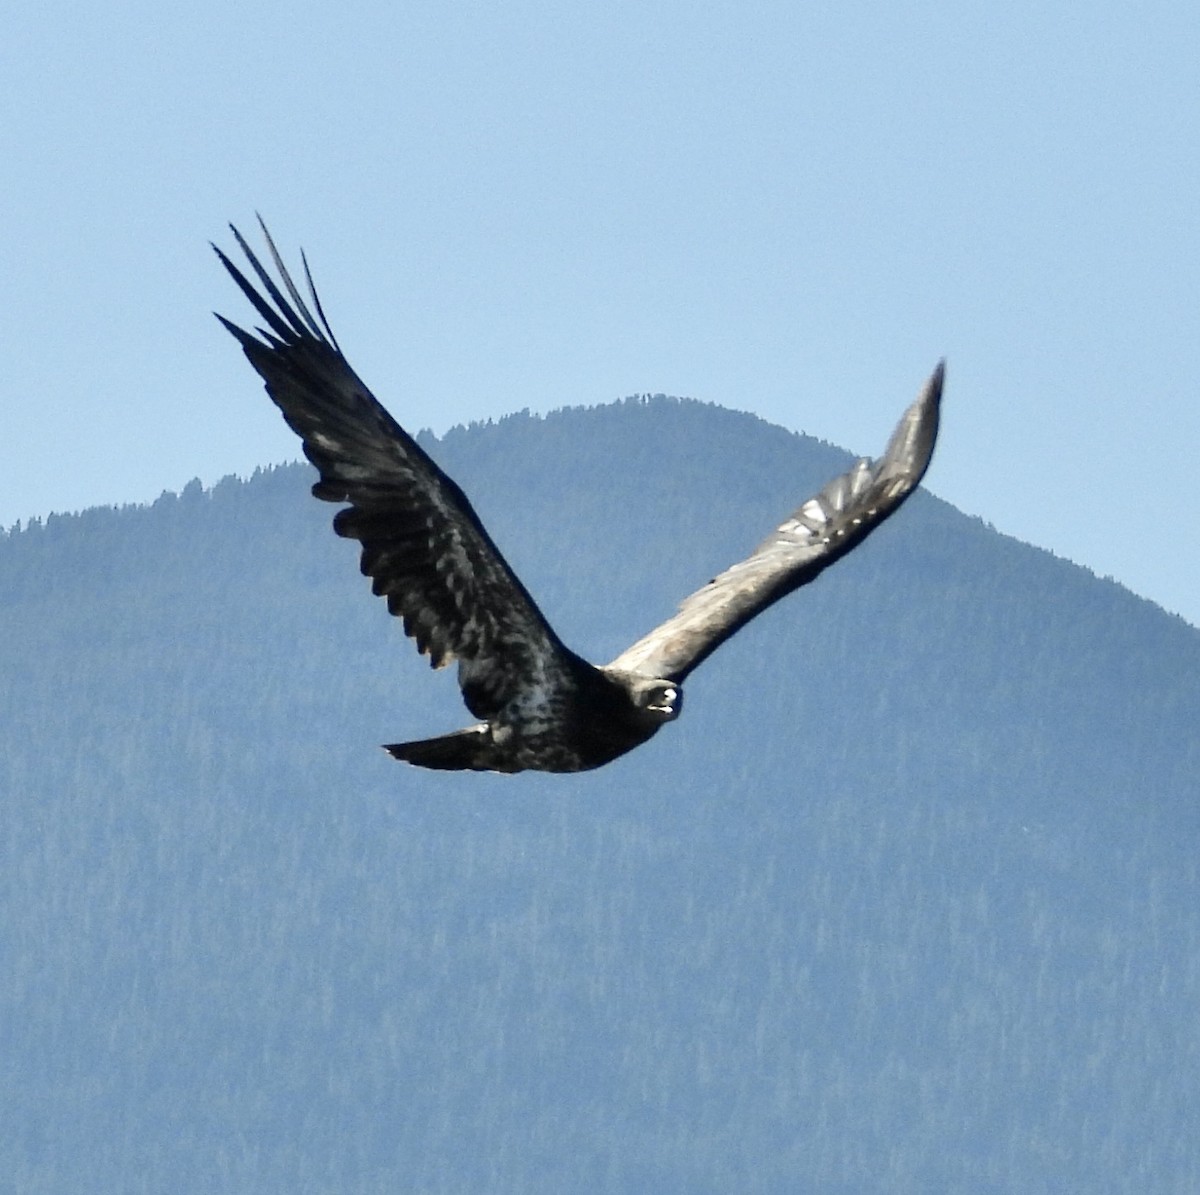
[
  {"x1": 214, "y1": 220, "x2": 582, "y2": 721},
  {"x1": 607, "y1": 363, "x2": 943, "y2": 683}
]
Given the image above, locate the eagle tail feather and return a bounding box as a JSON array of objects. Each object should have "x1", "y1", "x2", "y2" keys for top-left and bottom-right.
[{"x1": 383, "y1": 726, "x2": 501, "y2": 771}]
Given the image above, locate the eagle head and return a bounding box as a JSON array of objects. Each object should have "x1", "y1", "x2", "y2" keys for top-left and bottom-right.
[{"x1": 628, "y1": 677, "x2": 682, "y2": 725}]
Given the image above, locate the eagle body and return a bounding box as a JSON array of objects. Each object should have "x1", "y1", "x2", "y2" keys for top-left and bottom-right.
[
  {"x1": 387, "y1": 665, "x2": 680, "y2": 773},
  {"x1": 215, "y1": 220, "x2": 943, "y2": 774}
]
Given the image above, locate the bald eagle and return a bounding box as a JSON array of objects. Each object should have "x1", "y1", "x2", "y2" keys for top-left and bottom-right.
[{"x1": 215, "y1": 221, "x2": 943, "y2": 773}]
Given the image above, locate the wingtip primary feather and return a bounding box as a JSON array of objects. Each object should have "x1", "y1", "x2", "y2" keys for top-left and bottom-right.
[
  {"x1": 254, "y1": 215, "x2": 325, "y2": 341},
  {"x1": 878, "y1": 361, "x2": 945, "y2": 488},
  {"x1": 300, "y1": 246, "x2": 342, "y2": 353},
  {"x1": 925, "y1": 359, "x2": 946, "y2": 410}
]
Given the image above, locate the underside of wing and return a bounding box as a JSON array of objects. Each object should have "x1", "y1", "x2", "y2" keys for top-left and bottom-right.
[
  {"x1": 608, "y1": 363, "x2": 944, "y2": 683},
  {"x1": 214, "y1": 220, "x2": 579, "y2": 719}
]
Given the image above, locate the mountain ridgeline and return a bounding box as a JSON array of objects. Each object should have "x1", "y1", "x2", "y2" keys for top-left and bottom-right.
[{"x1": 2, "y1": 396, "x2": 1197, "y2": 1193}]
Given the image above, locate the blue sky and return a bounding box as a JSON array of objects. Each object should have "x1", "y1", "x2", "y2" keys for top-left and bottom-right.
[{"x1": 2, "y1": 0, "x2": 1196, "y2": 625}]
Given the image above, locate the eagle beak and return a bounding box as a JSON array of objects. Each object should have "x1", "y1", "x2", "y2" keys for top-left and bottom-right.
[{"x1": 648, "y1": 686, "x2": 679, "y2": 717}]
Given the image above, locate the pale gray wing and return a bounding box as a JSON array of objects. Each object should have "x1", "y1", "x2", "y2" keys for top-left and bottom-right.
[
  {"x1": 214, "y1": 220, "x2": 585, "y2": 721},
  {"x1": 608, "y1": 363, "x2": 944, "y2": 683}
]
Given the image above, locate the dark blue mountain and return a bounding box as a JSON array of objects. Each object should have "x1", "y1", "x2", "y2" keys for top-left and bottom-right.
[{"x1": 2, "y1": 397, "x2": 1197, "y2": 1193}]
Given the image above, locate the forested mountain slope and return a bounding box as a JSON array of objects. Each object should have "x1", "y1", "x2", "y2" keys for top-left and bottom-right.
[{"x1": 2, "y1": 396, "x2": 1197, "y2": 1193}]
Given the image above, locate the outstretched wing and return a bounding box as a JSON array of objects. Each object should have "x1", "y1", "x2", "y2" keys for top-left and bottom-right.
[
  {"x1": 214, "y1": 219, "x2": 582, "y2": 720},
  {"x1": 608, "y1": 363, "x2": 944, "y2": 683}
]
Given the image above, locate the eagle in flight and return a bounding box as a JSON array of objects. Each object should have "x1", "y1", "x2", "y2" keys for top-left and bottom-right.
[{"x1": 215, "y1": 220, "x2": 943, "y2": 773}]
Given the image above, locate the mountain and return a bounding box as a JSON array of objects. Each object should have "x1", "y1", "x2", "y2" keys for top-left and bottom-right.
[{"x1": 2, "y1": 396, "x2": 1197, "y2": 1193}]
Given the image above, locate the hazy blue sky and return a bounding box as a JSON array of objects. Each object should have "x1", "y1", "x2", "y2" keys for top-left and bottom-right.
[{"x1": 2, "y1": 1, "x2": 1196, "y2": 625}]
